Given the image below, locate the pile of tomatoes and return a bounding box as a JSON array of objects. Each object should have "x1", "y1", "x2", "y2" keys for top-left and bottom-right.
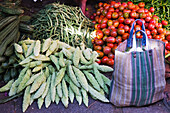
[{"x1": 90, "y1": 1, "x2": 170, "y2": 66}]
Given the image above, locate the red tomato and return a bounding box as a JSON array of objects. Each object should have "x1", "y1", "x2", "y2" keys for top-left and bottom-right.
[
  {"x1": 148, "y1": 23, "x2": 155, "y2": 30},
  {"x1": 166, "y1": 35, "x2": 170, "y2": 41},
  {"x1": 101, "y1": 18, "x2": 108, "y2": 24},
  {"x1": 106, "y1": 37, "x2": 116, "y2": 43},
  {"x1": 98, "y1": 17, "x2": 103, "y2": 23},
  {"x1": 136, "y1": 19, "x2": 145, "y2": 26},
  {"x1": 108, "y1": 7, "x2": 114, "y2": 12},
  {"x1": 102, "y1": 10, "x2": 108, "y2": 16},
  {"x1": 149, "y1": 19, "x2": 156, "y2": 24},
  {"x1": 116, "y1": 36, "x2": 122, "y2": 43},
  {"x1": 147, "y1": 35, "x2": 152, "y2": 39},
  {"x1": 156, "y1": 23, "x2": 162, "y2": 28},
  {"x1": 149, "y1": 7, "x2": 155, "y2": 13},
  {"x1": 160, "y1": 33, "x2": 165, "y2": 40},
  {"x1": 162, "y1": 39, "x2": 169, "y2": 46},
  {"x1": 118, "y1": 24, "x2": 124, "y2": 28},
  {"x1": 117, "y1": 28, "x2": 125, "y2": 35},
  {"x1": 106, "y1": 12, "x2": 112, "y2": 19},
  {"x1": 98, "y1": 2, "x2": 103, "y2": 7},
  {"x1": 108, "y1": 25, "x2": 115, "y2": 30},
  {"x1": 127, "y1": 1, "x2": 133, "y2": 5},
  {"x1": 102, "y1": 35, "x2": 107, "y2": 41},
  {"x1": 144, "y1": 9, "x2": 149, "y2": 13},
  {"x1": 122, "y1": 2, "x2": 128, "y2": 8},
  {"x1": 103, "y1": 29, "x2": 110, "y2": 35},
  {"x1": 110, "y1": 30, "x2": 117, "y2": 37},
  {"x1": 101, "y1": 56, "x2": 109, "y2": 64},
  {"x1": 94, "y1": 24, "x2": 101, "y2": 30},
  {"x1": 155, "y1": 35, "x2": 161, "y2": 40},
  {"x1": 96, "y1": 30, "x2": 103, "y2": 39},
  {"x1": 139, "y1": 12, "x2": 146, "y2": 18},
  {"x1": 145, "y1": 16, "x2": 152, "y2": 22},
  {"x1": 107, "y1": 43, "x2": 114, "y2": 48},
  {"x1": 104, "y1": 4, "x2": 110, "y2": 10},
  {"x1": 119, "y1": 5, "x2": 125, "y2": 11},
  {"x1": 151, "y1": 29, "x2": 157, "y2": 36},
  {"x1": 145, "y1": 29, "x2": 151, "y2": 35},
  {"x1": 122, "y1": 33, "x2": 129, "y2": 40},
  {"x1": 103, "y1": 46, "x2": 111, "y2": 54},
  {"x1": 92, "y1": 21, "x2": 96, "y2": 25},
  {"x1": 157, "y1": 27, "x2": 164, "y2": 34},
  {"x1": 113, "y1": 21, "x2": 119, "y2": 27},
  {"x1": 100, "y1": 23, "x2": 107, "y2": 29},
  {"x1": 96, "y1": 50, "x2": 104, "y2": 58},
  {"x1": 96, "y1": 59, "x2": 101, "y2": 64},
  {"x1": 94, "y1": 45, "x2": 102, "y2": 51},
  {"x1": 90, "y1": 15, "x2": 94, "y2": 20},
  {"x1": 112, "y1": 12, "x2": 119, "y2": 19},
  {"x1": 128, "y1": 4, "x2": 135, "y2": 10},
  {"x1": 124, "y1": 25, "x2": 130, "y2": 32},
  {"x1": 166, "y1": 43, "x2": 170, "y2": 50},
  {"x1": 135, "y1": 25, "x2": 142, "y2": 31},
  {"x1": 114, "y1": 3, "x2": 120, "y2": 8},
  {"x1": 95, "y1": 39, "x2": 104, "y2": 45},
  {"x1": 123, "y1": 9, "x2": 131, "y2": 13},
  {"x1": 118, "y1": 12, "x2": 123, "y2": 17},
  {"x1": 107, "y1": 58, "x2": 114, "y2": 66},
  {"x1": 137, "y1": 8, "x2": 145, "y2": 13},
  {"x1": 138, "y1": 2, "x2": 145, "y2": 8},
  {"x1": 162, "y1": 20, "x2": 168, "y2": 26},
  {"x1": 118, "y1": 17, "x2": 125, "y2": 24},
  {"x1": 130, "y1": 11, "x2": 137, "y2": 18},
  {"x1": 107, "y1": 20, "x2": 113, "y2": 26},
  {"x1": 124, "y1": 18, "x2": 131, "y2": 24}
]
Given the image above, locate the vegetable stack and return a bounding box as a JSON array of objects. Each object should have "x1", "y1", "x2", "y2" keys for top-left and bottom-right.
[
  {"x1": 0, "y1": 0, "x2": 34, "y2": 82},
  {"x1": 31, "y1": 2, "x2": 93, "y2": 48},
  {"x1": 0, "y1": 38, "x2": 113, "y2": 112}
]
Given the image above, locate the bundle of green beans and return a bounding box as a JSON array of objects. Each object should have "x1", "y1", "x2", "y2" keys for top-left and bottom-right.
[
  {"x1": 31, "y1": 2, "x2": 94, "y2": 48},
  {"x1": 0, "y1": 38, "x2": 113, "y2": 112}
]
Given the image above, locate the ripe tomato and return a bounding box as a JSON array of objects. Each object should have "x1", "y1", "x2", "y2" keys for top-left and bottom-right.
[
  {"x1": 114, "y1": 3, "x2": 120, "y2": 8},
  {"x1": 155, "y1": 35, "x2": 161, "y2": 40},
  {"x1": 119, "y1": 5, "x2": 125, "y2": 11},
  {"x1": 162, "y1": 39, "x2": 168, "y2": 46},
  {"x1": 96, "y1": 30, "x2": 103, "y2": 39},
  {"x1": 96, "y1": 59, "x2": 101, "y2": 64},
  {"x1": 108, "y1": 25, "x2": 115, "y2": 30},
  {"x1": 123, "y1": 12, "x2": 129, "y2": 18},
  {"x1": 110, "y1": 30, "x2": 117, "y2": 37},
  {"x1": 98, "y1": 17, "x2": 103, "y2": 24},
  {"x1": 94, "y1": 45, "x2": 102, "y2": 51},
  {"x1": 162, "y1": 20, "x2": 168, "y2": 26},
  {"x1": 157, "y1": 27, "x2": 164, "y2": 34},
  {"x1": 103, "y1": 29, "x2": 110, "y2": 35},
  {"x1": 124, "y1": 18, "x2": 131, "y2": 24},
  {"x1": 166, "y1": 35, "x2": 170, "y2": 41},
  {"x1": 104, "y1": 4, "x2": 110, "y2": 10},
  {"x1": 166, "y1": 43, "x2": 170, "y2": 50},
  {"x1": 124, "y1": 25, "x2": 130, "y2": 32},
  {"x1": 128, "y1": 4, "x2": 135, "y2": 10},
  {"x1": 92, "y1": 21, "x2": 96, "y2": 25},
  {"x1": 118, "y1": 17, "x2": 125, "y2": 23},
  {"x1": 107, "y1": 43, "x2": 114, "y2": 48},
  {"x1": 130, "y1": 11, "x2": 137, "y2": 18},
  {"x1": 137, "y1": 8, "x2": 145, "y2": 13},
  {"x1": 113, "y1": 21, "x2": 119, "y2": 27},
  {"x1": 102, "y1": 35, "x2": 107, "y2": 41},
  {"x1": 95, "y1": 39, "x2": 104, "y2": 45},
  {"x1": 148, "y1": 23, "x2": 155, "y2": 30},
  {"x1": 122, "y1": 33, "x2": 129, "y2": 40},
  {"x1": 101, "y1": 56, "x2": 109, "y2": 64},
  {"x1": 151, "y1": 29, "x2": 157, "y2": 36},
  {"x1": 117, "y1": 28, "x2": 125, "y2": 35},
  {"x1": 94, "y1": 24, "x2": 101, "y2": 30},
  {"x1": 90, "y1": 15, "x2": 94, "y2": 20},
  {"x1": 106, "y1": 37, "x2": 116, "y2": 43},
  {"x1": 106, "y1": 12, "x2": 112, "y2": 19},
  {"x1": 116, "y1": 36, "x2": 122, "y2": 43},
  {"x1": 123, "y1": 9, "x2": 131, "y2": 13},
  {"x1": 98, "y1": 2, "x2": 103, "y2": 7},
  {"x1": 122, "y1": 2, "x2": 128, "y2": 8},
  {"x1": 103, "y1": 46, "x2": 111, "y2": 54},
  {"x1": 135, "y1": 25, "x2": 142, "y2": 31},
  {"x1": 139, "y1": 12, "x2": 146, "y2": 18},
  {"x1": 118, "y1": 12, "x2": 123, "y2": 17},
  {"x1": 112, "y1": 12, "x2": 119, "y2": 19},
  {"x1": 127, "y1": 1, "x2": 133, "y2": 5},
  {"x1": 138, "y1": 2, "x2": 145, "y2": 8},
  {"x1": 156, "y1": 23, "x2": 162, "y2": 28},
  {"x1": 108, "y1": 7, "x2": 114, "y2": 12},
  {"x1": 100, "y1": 23, "x2": 107, "y2": 29},
  {"x1": 144, "y1": 9, "x2": 149, "y2": 13},
  {"x1": 147, "y1": 35, "x2": 152, "y2": 39},
  {"x1": 149, "y1": 7, "x2": 155, "y2": 13},
  {"x1": 106, "y1": 58, "x2": 114, "y2": 66},
  {"x1": 118, "y1": 24, "x2": 124, "y2": 28},
  {"x1": 96, "y1": 50, "x2": 104, "y2": 58},
  {"x1": 145, "y1": 29, "x2": 151, "y2": 35},
  {"x1": 136, "y1": 19, "x2": 145, "y2": 26},
  {"x1": 101, "y1": 18, "x2": 108, "y2": 24},
  {"x1": 160, "y1": 33, "x2": 165, "y2": 40},
  {"x1": 149, "y1": 19, "x2": 156, "y2": 24},
  {"x1": 145, "y1": 16, "x2": 151, "y2": 22}
]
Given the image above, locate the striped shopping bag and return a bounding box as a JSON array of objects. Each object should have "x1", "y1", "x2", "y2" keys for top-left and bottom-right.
[{"x1": 109, "y1": 19, "x2": 166, "y2": 106}]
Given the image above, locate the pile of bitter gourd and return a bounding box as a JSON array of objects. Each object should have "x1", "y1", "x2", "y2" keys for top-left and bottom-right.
[{"x1": 0, "y1": 38, "x2": 113, "y2": 112}]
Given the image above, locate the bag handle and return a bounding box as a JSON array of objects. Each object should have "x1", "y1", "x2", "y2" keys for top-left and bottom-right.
[
  {"x1": 127, "y1": 19, "x2": 146, "y2": 48},
  {"x1": 131, "y1": 30, "x2": 149, "y2": 51}
]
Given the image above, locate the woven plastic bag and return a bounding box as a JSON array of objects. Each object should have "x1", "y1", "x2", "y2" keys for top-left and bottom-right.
[{"x1": 109, "y1": 19, "x2": 166, "y2": 106}]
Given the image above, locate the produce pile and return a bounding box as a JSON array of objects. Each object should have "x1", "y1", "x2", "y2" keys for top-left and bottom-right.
[
  {"x1": 0, "y1": 38, "x2": 113, "y2": 112},
  {"x1": 31, "y1": 3, "x2": 93, "y2": 48},
  {"x1": 0, "y1": 0, "x2": 33, "y2": 82},
  {"x1": 89, "y1": 1, "x2": 170, "y2": 66}
]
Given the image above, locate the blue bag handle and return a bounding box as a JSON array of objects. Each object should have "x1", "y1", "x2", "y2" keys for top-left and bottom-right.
[
  {"x1": 131, "y1": 30, "x2": 149, "y2": 51},
  {"x1": 127, "y1": 19, "x2": 146, "y2": 48}
]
